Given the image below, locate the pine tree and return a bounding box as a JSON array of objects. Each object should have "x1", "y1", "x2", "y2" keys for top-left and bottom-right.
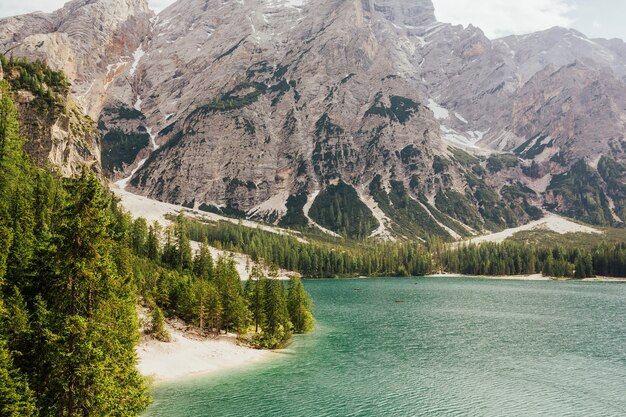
[
  {"x1": 130, "y1": 217, "x2": 149, "y2": 256},
  {"x1": 543, "y1": 254, "x2": 554, "y2": 277},
  {"x1": 204, "y1": 281, "x2": 222, "y2": 335},
  {"x1": 150, "y1": 306, "x2": 170, "y2": 342},
  {"x1": 45, "y1": 172, "x2": 149, "y2": 416},
  {"x1": 0, "y1": 80, "x2": 27, "y2": 181},
  {"x1": 175, "y1": 212, "x2": 193, "y2": 274},
  {"x1": 193, "y1": 236, "x2": 214, "y2": 280},
  {"x1": 287, "y1": 276, "x2": 314, "y2": 333},
  {"x1": 0, "y1": 340, "x2": 36, "y2": 417},
  {"x1": 146, "y1": 221, "x2": 161, "y2": 262},
  {"x1": 246, "y1": 265, "x2": 266, "y2": 333},
  {"x1": 262, "y1": 270, "x2": 292, "y2": 347},
  {"x1": 214, "y1": 256, "x2": 248, "y2": 334}
]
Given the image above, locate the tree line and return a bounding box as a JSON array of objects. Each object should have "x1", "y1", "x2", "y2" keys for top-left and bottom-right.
[
  {"x1": 183, "y1": 218, "x2": 626, "y2": 280},
  {"x1": 184, "y1": 217, "x2": 433, "y2": 278},
  {"x1": 127, "y1": 213, "x2": 315, "y2": 349},
  {"x1": 0, "y1": 71, "x2": 314, "y2": 416},
  {"x1": 437, "y1": 241, "x2": 626, "y2": 278}
]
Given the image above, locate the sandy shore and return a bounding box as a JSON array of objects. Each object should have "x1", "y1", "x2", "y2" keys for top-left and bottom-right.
[
  {"x1": 136, "y1": 319, "x2": 275, "y2": 382},
  {"x1": 425, "y1": 272, "x2": 549, "y2": 281},
  {"x1": 425, "y1": 273, "x2": 626, "y2": 282},
  {"x1": 111, "y1": 183, "x2": 307, "y2": 243}
]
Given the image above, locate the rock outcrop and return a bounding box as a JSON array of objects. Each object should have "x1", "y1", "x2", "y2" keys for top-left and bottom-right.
[
  {"x1": 0, "y1": 0, "x2": 153, "y2": 177},
  {"x1": 2, "y1": 0, "x2": 626, "y2": 235}
]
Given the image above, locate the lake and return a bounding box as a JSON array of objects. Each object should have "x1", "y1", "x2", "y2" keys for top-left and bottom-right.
[{"x1": 144, "y1": 277, "x2": 626, "y2": 416}]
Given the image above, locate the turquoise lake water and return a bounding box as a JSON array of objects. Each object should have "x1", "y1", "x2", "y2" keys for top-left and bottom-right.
[{"x1": 144, "y1": 277, "x2": 626, "y2": 416}]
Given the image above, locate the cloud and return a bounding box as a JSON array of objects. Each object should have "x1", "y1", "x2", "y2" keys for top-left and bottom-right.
[
  {"x1": 0, "y1": 1, "x2": 60, "y2": 18},
  {"x1": 432, "y1": 0, "x2": 575, "y2": 38}
]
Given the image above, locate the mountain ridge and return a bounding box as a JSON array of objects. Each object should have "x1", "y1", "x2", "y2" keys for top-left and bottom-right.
[{"x1": 1, "y1": 0, "x2": 625, "y2": 238}]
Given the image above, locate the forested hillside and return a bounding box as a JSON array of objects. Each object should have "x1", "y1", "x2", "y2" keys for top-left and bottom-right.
[
  {"x1": 183, "y1": 218, "x2": 626, "y2": 279},
  {"x1": 0, "y1": 60, "x2": 314, "y2": 415},
  {"x1": 0, "y1": 74, "x2": 149, "y2": 415}
]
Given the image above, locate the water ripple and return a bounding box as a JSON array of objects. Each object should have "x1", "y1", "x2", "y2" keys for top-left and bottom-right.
[{"x1": 146, "y1": 278, "x2": 626, "y2": 417}]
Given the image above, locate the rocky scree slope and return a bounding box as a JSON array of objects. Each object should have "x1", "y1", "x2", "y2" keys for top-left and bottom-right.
[
  {"x1": 2, "y1": 0, "x2": 626, "y2": 238},
  {"x1": 105, "y1": 0, "x2": 545, "y2": 240}
]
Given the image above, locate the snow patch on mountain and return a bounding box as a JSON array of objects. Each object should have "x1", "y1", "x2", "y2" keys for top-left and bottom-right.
[
  {"x1": 428, "y1": 99, "x2": 449, "y2": 120},
  {"x1": 129, "y1": 45, "x2": 145, "y2": 76}
]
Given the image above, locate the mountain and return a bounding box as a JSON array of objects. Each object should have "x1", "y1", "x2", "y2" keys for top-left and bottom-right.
[
  {"x1": 2, "y1": 0, "x2": 625, "y2": 238},
  {"x1": 0, "y1": 0, "x2": 153, "y2": 175},
  {"x1": 0, "y1": 55, "x2": 101, "y2": 176},
  {"x1": 0, "y1": 0, "x2": 153, "y2": 119}
]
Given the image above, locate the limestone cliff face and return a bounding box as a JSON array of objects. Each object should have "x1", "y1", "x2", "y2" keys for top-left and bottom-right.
[
  {"x1": 3, "y1": 0, "x2": 626, "y2": 233},
  {"x1": 109, "y1": 0, "x2": 626, "y2": 231},
  {"x1": 0, "y1": 58, "x2": 101, "y2": 177},
  {"x1": 128, "y1": 0, "x2": 444, "y2": 208},
  {"x1": 17, "y1": 95, "x2": 101, "y2": 177},
  {"x1": 0, "y1": 0, "x2": 153, "y2": 119},
  {"x1": 0, "y1": 0, "x2": 153, "y2": 177}
]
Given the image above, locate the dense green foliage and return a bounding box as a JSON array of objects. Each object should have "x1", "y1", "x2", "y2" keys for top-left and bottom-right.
[
  {"x1": 500, "y1": 183, "x2": 543, "y2": 221},
  {"x1": 439, "y1": 241, "x2": 626, "y2": 278},
  {"x1": 185, "y1": 217, "x2": 433, "y2": 278},
  {"x1": 486, "y1": 154, "x2": 519, "y2": 173},
  {"x1": 278, "y1": 193, "x2": 309, "y2": 228},
  {"x1": 0, "y1": 78, "x2": 149, "y2": 415},
  {"x1": 435, "y1": 190, "x2": 483, "y2": 231},
  {"x1": 548, "y1": 160, "x2": 615, "y2": 226},
  {"x1": 597, "y1": 157, "x2": 626, "y2": 221},
  {"x1": 0, "y1": 55, "x2": 69, "y2": 113},
  {"x1": 0, "y1": 68, "x2": 317, "y2": 415},
  {"x1": 309, "y1": 181, "x2": 379, "y2": 239},
  {"x1": 128, "y1": 214, "x2": 314, "y2": 346},
  {"x1": 181, "y1": 213, "x2": 626, "y2": 280},
  {"x1": 244, "y1": 267, "x2": 305, "y2": 348},
  {"x1": 101, "y1": 128, "x2": 150, "y2": 173},
  {"x1": 464, "y1": 173, "x2": 518, "y2": 231},
  {"x1": 195, "y1": 82, "x2": 267, "y2": 114},
  {"x1": 364, "y1": 93, "x2": 420, "y2": 124},
  {"x1": 369, "y1": 176, "x2": 466, "y2": 240}
]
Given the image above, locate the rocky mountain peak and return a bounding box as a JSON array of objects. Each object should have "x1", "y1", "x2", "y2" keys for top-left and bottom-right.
[
  {"x1": 0, "y1": 0, "x2": 153, "y2": 119},
  {"x1": 2, "y1": 0, "x2": 626, "y2": 236},
  {"x1": 363, "y1": 0, "x2": 436, "y2": 26}
]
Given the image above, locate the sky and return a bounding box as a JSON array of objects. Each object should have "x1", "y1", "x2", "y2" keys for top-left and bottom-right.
[{"x1": 0, "y1": 0, "x2": 625, "y2": 41}]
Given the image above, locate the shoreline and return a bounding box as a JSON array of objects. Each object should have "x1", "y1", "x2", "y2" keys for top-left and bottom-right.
[
  {"x1": 424, "y1": 273, "x2": 626, "y2": 282},
  {"x1": 136, "y1": 317, "x2": 276, "y2": 383}
]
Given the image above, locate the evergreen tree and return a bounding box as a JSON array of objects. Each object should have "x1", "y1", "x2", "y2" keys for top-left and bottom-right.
[
  {"x1": 245, "y1": 265, "x2": 267, "y2": 333},
  {"x1": 150, "y1": 306, "x2": 170, "y2": 342},
  {"x1": 0, "y1": 80, "x2": 29, "y2": 186},
  {"x1": 0, "y1": 61, "x2": 153, "y2": 416},
  {"x1": 193, "y1": 236, "x2": 214, "y2": 280},
  {"x1": 130, "y1": 217, "x2": 149, "y2": 257},
  {"x1": 146, "y1": 221, "x2": 161, "y2": 262},
  {"x1": 204, "y1": 281, "x2": 222, "y2": 335},
  {"x1": 0, "y1": 340, "x2": 36, "y2": 417},
  {"x1": 287, "y1": 276, "x2": 314, "y2": 333},
  {"x1": 262, "y1": 270, "x2": 292, "y2": 348},
  {"x1": 175, "y1": 212, "x2": 193, "y2": 273},
  {"x1": 45, "y1": 172, "x2": 149, "y2": 416},
  {"x1": 214, "y1": 257, "x2": 248, "y2": 334}
]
